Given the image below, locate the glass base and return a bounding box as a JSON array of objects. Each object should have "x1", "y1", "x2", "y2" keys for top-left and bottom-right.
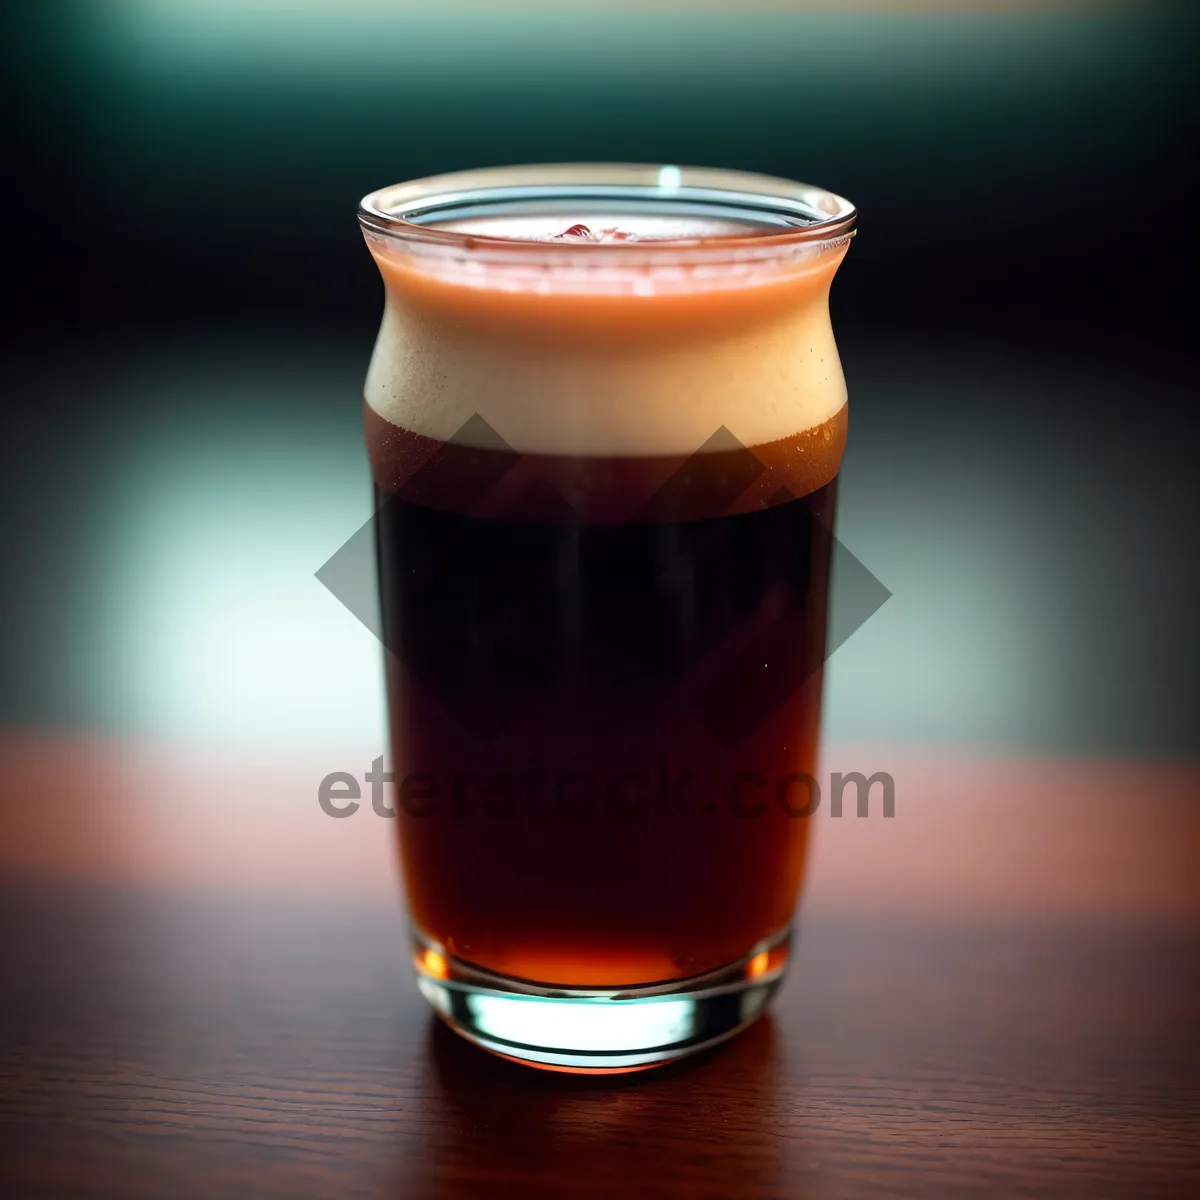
[{"x1": 412, "y1": 927, "x2": 790, "y2": 1072}]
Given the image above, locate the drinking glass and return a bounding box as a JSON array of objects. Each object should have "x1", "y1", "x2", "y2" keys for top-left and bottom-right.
[{"x1": 357, "y1": 165, "x2": 855, "y2": 1070}]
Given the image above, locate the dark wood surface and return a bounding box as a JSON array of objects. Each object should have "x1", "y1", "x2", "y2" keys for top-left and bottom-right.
[{"x1": 1, "y1": 732, "x2": 1198, "y2": 1198}]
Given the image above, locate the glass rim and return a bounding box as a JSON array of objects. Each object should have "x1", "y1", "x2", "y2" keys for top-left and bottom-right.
[{"x1": 357, "y1": 163, "x2": 856, "y2": 264}]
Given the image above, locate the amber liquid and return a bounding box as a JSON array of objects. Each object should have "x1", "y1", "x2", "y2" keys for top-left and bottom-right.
[{"x1": 374, "y1": 443, "x2": 836, "y2": 988}]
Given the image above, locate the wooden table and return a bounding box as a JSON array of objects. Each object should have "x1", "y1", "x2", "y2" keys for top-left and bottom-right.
[{"x1": 1, "y1": 732, "x2": 1197, "y2": 1198}]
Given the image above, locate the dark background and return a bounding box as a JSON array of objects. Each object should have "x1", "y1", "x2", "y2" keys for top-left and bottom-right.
[{"x1": 1, "y1": 2, "x2": 1196, "y2": 761}]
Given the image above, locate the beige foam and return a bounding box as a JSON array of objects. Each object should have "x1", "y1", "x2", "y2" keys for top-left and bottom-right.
[{"x1": 363, "y1": 240, "x2": 849, "y2": 457}]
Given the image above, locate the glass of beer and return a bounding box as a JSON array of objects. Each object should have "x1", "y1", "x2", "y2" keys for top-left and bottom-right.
[{"x1": 357, "y1": 165, "x2": 855, "y2": 1071}]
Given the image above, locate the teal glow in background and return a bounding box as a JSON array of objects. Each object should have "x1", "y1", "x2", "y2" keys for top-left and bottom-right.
[
  {"x1": 11, "y1": 3, "x2": 1188, "y2": 329},
  {"x1": 1, "y1": 3, "x2": 1194, "y2": 758}
]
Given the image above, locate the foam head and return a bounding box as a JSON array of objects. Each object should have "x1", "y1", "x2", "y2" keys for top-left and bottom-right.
[{"x1": 359, "y1": 165, "x2": 856, "y2": 465}]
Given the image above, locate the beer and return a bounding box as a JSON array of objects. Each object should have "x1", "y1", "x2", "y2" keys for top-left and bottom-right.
[{"x1": 358, "y1": 165, "x2": 855, "y2": 1068}]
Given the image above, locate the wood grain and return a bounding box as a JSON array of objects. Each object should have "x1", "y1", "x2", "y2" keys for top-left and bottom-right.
[{"x1": 0, "y1": 733, "x2": 1197, "y2": 1198}]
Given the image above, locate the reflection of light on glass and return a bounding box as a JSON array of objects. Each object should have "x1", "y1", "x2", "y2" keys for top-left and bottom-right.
[
  {"x1": 657, "y1": 165, "x2": 682, "y2": 190},
  {"x1": 417, "y1": 977, "x2": 452, "y2": 1017},
  {"x1": 739, "y1": 986, "x2": 768, "y2": 1023},
  {"x1": 418, "y1": 948, "x2": 449, "y2": 980},
  {"x1": 467, "y1": 995, "x2": 695, "y2": 1053}
]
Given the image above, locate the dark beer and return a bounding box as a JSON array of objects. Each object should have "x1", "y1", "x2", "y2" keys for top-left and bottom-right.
[
  {"x1": 358, "y1": 164, "x2": 856, "y2": 1063},
  {"x1": 367, "y1": 407, "x2": 843, "y2": 986}
]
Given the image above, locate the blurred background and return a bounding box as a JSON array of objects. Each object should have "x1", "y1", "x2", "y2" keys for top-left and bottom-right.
[
  {"x1": 1, "y1": 0, "x2": 1196, "y2": 765},
  {"x1": 3, "y1": 14, "x2": 1196, "y2": 1196}
]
